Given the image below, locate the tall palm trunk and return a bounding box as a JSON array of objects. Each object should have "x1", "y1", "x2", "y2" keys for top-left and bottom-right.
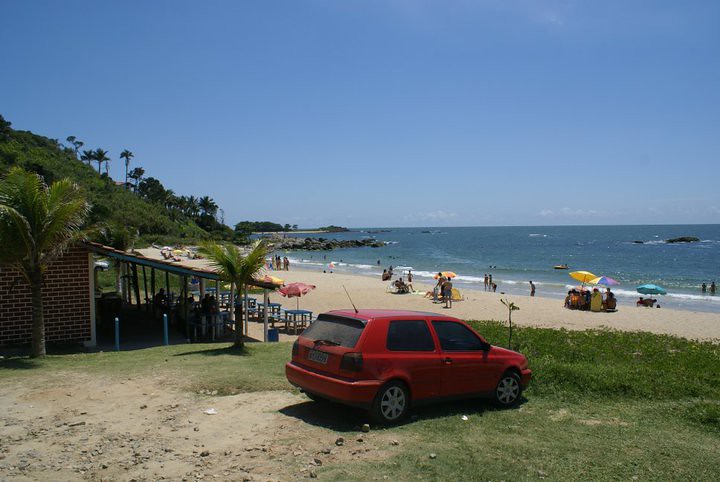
[
  {"x1": 234, "y1": 283, "x2": 244, "y2": 348},
  {"x1": 30, "y1": 269, "x2": 46, "y2": 357}
]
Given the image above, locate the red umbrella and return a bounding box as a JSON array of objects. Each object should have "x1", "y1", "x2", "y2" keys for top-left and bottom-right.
[{"x1": 279, "y1": 282, "x2": 316, "y2": 310}]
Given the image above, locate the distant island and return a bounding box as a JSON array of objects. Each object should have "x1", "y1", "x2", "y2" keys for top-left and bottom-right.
[{"x1": 633, "y1": 236, "x2": 700, "y2": 244}]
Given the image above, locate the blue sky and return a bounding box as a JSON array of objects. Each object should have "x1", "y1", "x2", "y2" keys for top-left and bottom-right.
[{"x1": 2, "y1": 0, "x2": 719, "y2": 227}]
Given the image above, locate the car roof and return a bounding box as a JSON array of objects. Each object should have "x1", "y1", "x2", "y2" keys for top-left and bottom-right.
[{"x1": 325, "y1": 309, "x2": 461, "y2": 323}]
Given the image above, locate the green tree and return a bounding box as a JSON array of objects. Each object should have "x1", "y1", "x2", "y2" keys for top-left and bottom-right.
[
  {"x1": 0, "y1": 115, "x2": 11, "y2": 141},
  {"x1": 200, "y1": 241, "x2": 267, "y2": 348},
  {"x1": 198, "y1": 196, "x2": 218, "y2": 218},
  {"x1": 128, "y1": 166, "x2": 145, "y2": 191},
  {"x1": 120, "y1": 149, "x2": 134, "y2": 188},
  {"x1": 66, "y1": 136, "x2": 84, "y2": 158},
  {"x1": 93, "y1": 148, "x2": 110, "y2": 174},
  {"x1": 80, "y1": 149, "x2": 94, "y2": 167},
  {"x1": 0, "y1": 168, "x2": 91, "y2": 357}
]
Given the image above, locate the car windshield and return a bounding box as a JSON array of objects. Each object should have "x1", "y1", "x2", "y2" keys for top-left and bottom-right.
[{"x1": 302, "y1": 315, "x2": 365, "y2": 348}]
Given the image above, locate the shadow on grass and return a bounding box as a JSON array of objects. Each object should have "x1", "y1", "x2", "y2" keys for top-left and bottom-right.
[
  {"x1": 0, "y1": 358, "x2": 43, "y2": 370},
  {"x1": 172, "y1": 345, "x2": 251, "y2": 357},
  {"x1": 279, "y1": 395, "x2": 528, "y2": 431}
]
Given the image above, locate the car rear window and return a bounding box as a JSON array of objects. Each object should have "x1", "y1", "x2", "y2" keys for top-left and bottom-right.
[
  {"x1": 302, "y1": 315, "x2": 365, "y2": 348},
  {"x1": 386, "y1": 320, "x2": 435, "y2": 351}
]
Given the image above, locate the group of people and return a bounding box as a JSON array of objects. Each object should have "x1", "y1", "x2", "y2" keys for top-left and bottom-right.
[
  {"x1": 483, "y1": 274, "x2": 497, "y2": 292},
  {"x1": 565, "y1": 287, "x2": 617, "y2": 312},
  {"x1": 270, "y1": 255, "x2": 290, "y2": 271},
  {"x1": 429, "y1": 273, "x2": 454, "y2": 309},
  {"x1": 701, "y1": 282, "x2": 717, "y2": 294}
]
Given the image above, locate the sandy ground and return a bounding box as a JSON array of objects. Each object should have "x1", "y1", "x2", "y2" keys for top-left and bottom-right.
[
  {"x1": 132, "y1": 247, "x2": 720, "y2": 341},
  {"x1": 0, "y1": 373, "x2": 397, "y2": 481},
  {"x1": 257, "y1": 267, "x2": 720, "y2": 342}
]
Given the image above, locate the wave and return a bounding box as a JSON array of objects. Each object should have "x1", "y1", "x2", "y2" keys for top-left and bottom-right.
[{"x1": 529, "y1": 233, "x2": 547, "y2": 237}]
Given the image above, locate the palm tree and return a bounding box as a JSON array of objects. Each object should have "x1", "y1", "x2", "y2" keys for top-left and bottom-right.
[
  {"x1": 198, "y1": 196, "x2": 218, "y2": 218},
  {"x1": 120, "y1": 149, "x2": 134, "y2": 188},
  {"x1": 200, "y1": 241, "x2": 267, "y2": 348},
  {"x1": 93, "y1": 148, "x2": 110, "y2": 174},
  {"x1": 0, "y1": 168, "x2": 91, "y2": 357},
  {"x1": 80, "y1": 149, "x2": 94, "y2": 167}
]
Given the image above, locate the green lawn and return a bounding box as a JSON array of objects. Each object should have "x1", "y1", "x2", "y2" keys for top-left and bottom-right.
[{"x1": 2, "y1": 322, "x2": 719, "y2": 480}]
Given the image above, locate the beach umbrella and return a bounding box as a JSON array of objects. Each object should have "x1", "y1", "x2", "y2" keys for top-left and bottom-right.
[
  {"x1": 279, "y1": 282, "x2": 316, "y2": 310},
  {"x1": 434, "y1": 271, "x2": 457, "y2": 279},
  {"x1": 262, "y1": 275, "x2": 284, "y2": 285},
  {"x1": 636, "y1": 284, "x2": 667, "y2": 295},
  {"x1": 569, "y1": 271, "x2": 597, "y2": 286},
  {"x1": 589, "y1": 276, "x2": 620, "y2": 286}
]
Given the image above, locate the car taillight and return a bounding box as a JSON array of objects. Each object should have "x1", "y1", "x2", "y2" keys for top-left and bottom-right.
[
  {"x1": 340, "y1": 352, "x2": 363, "y2": 372},
  {"x1": 292, "y1": 340, "x2": 299, "y2": 357}
]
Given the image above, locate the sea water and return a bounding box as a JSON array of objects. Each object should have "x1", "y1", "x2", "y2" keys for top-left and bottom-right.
[{"x1": 270, "y1": 225, "x2": 720, "y2": 314}]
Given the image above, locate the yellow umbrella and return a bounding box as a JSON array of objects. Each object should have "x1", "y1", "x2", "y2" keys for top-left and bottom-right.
[
  {"x1": 262, "y1": 275, "x2": 284, "y2": 285},
  {"x1": 434, "y1": 271, "x2": 457, "y2": 279},
  {"x1": 569, "y1": 271, "x2": 597, "y2": 286}
]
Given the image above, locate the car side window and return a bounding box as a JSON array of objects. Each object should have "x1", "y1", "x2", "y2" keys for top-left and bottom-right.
[
  {"x1": 386, "y1": 320, "x2": 436, "y2": 351},
  {"x1": 432, "y1": 321, "x2": 485, "y2": 351}
]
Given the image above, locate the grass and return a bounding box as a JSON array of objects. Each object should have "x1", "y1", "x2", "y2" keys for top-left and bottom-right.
[{"x1": 2, "y1": 322, "x2": 719, "y2": 480}]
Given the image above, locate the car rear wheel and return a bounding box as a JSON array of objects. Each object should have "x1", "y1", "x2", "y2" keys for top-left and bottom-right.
[
  {"x1": 370, "y1": 381, "x2": 409, "y2": 424},
  {"x1": 494, "y1": 372, "x2": 522, "y2": 407}
]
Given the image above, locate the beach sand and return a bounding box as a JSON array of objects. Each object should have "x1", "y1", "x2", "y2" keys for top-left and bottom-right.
[
  {"x1": 256, "y1": 266, "x2": 720, "y2": 342},
  {"x1": 132, "y1": 248, "x2": 720, "y2": 341}
]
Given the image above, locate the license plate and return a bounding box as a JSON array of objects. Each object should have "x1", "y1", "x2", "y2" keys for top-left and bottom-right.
[{"x1": 307, "y1": 349, "x2": 329, "y2": 364}]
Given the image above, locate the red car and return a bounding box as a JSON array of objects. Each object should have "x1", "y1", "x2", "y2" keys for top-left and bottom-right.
[{"x1": 285, "y1": 309, "x2": 532, "y2": 423}]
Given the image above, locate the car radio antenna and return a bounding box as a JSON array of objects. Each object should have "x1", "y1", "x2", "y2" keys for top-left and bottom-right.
[{"x1": 342, "y1": 285, "x2": 359, "y2": 313}]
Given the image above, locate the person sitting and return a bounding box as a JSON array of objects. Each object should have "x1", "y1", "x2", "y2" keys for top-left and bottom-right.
[
  {"x1": 564, "y1": 290, "x2": 572, "y2": 309},
  {"x1": 394, "y1": 278, "x2": 409, "y2": 294},
  {"x1": 382, "y1": 269, "x2": 391, "y2": 281},
  {"x1": 636, "y1": 297, "x2": 656, "y2": 307},
  {"x1": 604, "y1": 291, "x2": 617, "y2": 311}
]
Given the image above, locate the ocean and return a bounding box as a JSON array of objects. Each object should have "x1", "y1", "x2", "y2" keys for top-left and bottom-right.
[{"x1": 269, "y1": 225, "x2": 720, "y2": 314}]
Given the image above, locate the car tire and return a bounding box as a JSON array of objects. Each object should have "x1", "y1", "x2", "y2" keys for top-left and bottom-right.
[
  {"x1": 370, "y1": 381, "x2": 410, "y2": 424},
  {"x1": 493, "y1": 371, "x2": 522, "y2": 407}
]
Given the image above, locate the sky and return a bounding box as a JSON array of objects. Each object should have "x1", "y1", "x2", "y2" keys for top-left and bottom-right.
[{"x1": 1, "y1": 0, "x2": 719, "y2": 228}]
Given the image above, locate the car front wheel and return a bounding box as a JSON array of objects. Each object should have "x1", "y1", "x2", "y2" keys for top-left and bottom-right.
[
  {"x1": 370, "y1": 381, "x2": 409, "y2": 424},
  {"x1": 494, "y1": 372, "x2": 522, "y2": 407}
]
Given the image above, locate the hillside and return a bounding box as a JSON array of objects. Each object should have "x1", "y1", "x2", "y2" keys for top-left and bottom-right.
[{"x1": 0, "y1": 115, "x2": 235, "y2": 245}]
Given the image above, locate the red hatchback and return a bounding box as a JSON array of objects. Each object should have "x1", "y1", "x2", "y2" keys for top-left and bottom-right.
[{"x1": 286, "y1": 309, "x2": 532, "y2": 423}]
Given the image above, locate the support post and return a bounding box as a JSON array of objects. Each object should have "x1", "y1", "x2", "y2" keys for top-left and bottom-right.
[
  {"x1": 229, "y1": 282, "x2": 235, "y2": 323},
  {"x1": 163, "y1": 313, "x2": 169, "y2": 346},
  {"x1": 114, "y1": 317, "x2": 120, "y2": 351},
  {"x1": 142, "y1": 265, "x2": 149, "y2": 312},
  {"x1": 131, "y1": 263, "x2": 141, "y2": 310},
  {"x1": 150, "y1": 268, "x2": 156, "y2": 311},
  {"x1": 263, "y1": 289, "x2": 269, "y2": 342}
]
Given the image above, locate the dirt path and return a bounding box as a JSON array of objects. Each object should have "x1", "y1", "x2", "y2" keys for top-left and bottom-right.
[{"x1": 0, "y1": 374, "x2": 395, "y2": 481}]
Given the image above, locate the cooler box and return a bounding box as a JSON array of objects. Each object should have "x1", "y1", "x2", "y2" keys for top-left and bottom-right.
[{"x1": 267, "y1": 328, "x2": 279, "y2": 342}]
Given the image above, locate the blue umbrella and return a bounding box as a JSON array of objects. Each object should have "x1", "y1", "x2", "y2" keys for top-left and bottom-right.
[{"x1": 637, "y1": 284, "x2": 667, "y2": 295}]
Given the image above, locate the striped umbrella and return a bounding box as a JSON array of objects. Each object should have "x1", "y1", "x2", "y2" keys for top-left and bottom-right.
[{"x1": 589, "y1": 276, "x2": 620, "y2": 286}]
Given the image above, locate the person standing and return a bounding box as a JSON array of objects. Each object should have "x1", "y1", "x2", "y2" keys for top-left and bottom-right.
[
  {"x1": 488, "y1": 274, "x2": 493, "y2": 287},
  {"x1": 711, "y1": 282, "x2": 717, "y2": 295},
  {"x1": 529, "y1": 281, "x2": 536, "y2": 297},
  {"x1": 702, "y1": 283, "x2": 707, "y2": 293},
  {"x1": 443, "y1": 277, "x2": 453, "y2": 309},
  {"x1": 484, "y1": 274, "x2": 488, "y2": 291},
  {"x1": 407, "y1": 270, "x2": 413, "y2": 283}
]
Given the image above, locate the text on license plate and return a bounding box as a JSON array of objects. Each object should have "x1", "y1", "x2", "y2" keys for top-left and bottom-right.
[{"x1": 307, "y1": 349, "x2": 329, "y2": 364}]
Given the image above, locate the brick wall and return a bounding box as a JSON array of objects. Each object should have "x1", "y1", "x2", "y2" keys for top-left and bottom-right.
[{"x1": 0, "y1": 245, "x2": 91, "y2": 347}]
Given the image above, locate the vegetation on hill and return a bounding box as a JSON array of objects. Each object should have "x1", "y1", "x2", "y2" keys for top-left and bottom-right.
[
  {"x1": 0, "y1": 114, "x2": 237, "y2": 245},
  {"x1": 317, "y1": 225, "x2": 349, "y2": 232},
  {"x1": 234, "y1": 221, "x2": 297, "y2": 235}
]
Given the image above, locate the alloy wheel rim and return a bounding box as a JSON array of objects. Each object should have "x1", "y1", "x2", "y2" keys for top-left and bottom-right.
[
  {"x1": 380, "y1": 386, "x2": 406, "y2": 420},
  {"x1": 497, "y1": 377, "x2": 520, "y2": 404}
]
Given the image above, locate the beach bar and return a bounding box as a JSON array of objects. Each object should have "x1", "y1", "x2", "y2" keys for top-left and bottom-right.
[{"x1": 0, "y1": 242, "x2": 278, "y2": 351}]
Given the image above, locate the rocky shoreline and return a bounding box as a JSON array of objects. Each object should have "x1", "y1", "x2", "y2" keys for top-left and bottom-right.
[{"x1": 266, "y1": 236, "x2": 385, "y2": 251}]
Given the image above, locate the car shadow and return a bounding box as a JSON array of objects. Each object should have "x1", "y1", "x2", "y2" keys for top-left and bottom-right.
[{"x1": 279, "y1": 395, "x2": 528, "y2": 430}]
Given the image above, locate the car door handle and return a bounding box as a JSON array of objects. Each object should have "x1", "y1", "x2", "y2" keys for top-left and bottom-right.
[{"x1": 442, "y1": 357, "x2": 453, "y2": 365}]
